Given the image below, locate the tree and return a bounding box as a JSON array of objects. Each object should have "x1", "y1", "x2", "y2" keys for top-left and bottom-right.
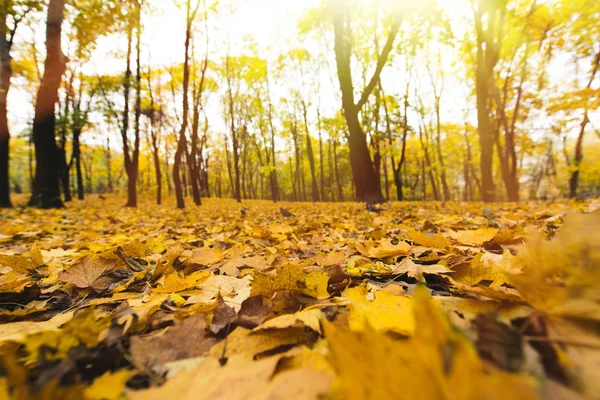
[
  {"x1": 28, "y1": 0, "x2": 67, "y2": 208},
  {"x1": 329, "y1": 0, "x2": 401, "y2": 203},
  {"x1": 120, "y1": 0, "x2": 143, "y2": 207},
  {"x1": 472, "y1": 0, "x2": 506, "y2": 202},
  {"x1": 0, "y1": 1, "x2": 35, "y2": 207}
]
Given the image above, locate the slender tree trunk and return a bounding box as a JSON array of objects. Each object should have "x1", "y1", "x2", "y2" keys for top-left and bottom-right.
[
  {"x1": 301, "y1": 103, "x2": 319, "y2": 202},
  {"x1": 29, "y1": 0, "x2": 67, "y2": 208},
  {"x1": 317, "y1": 110, "x2": 325, "y2": 201},
  {"x1": 121, "y1": 20, "x2": 133, "y2": 205},
  {"x1": 174, "y1": 0, "x2": 197, "y2": 209},
  {"x1": 333, "y1": 138, "x2": 343, "y2": 201},
  {"x1": 0, "y1": 10, "x2": 11, "y2": 207},
  {"x1": 569, "y1": 50, "x2": 599, "y2": 198},
  {"x1": 434, "y1": 103, "x2": 450, "y2": 201},
  {"x1": 73, "y1": 129, "x2": 84, "y2": 200},
  {"x1": 328, "y1": 137, "x2": 335, "y2": 201},
  {"x1": 58, "y1": 80, "x2": 72, "y2": 202},
  {"x1": 266, "y1": 69, "x2": 279, "y2": 202},
  {"x1": 128, "y1": 2, "x2": 142, "y2": 207}
]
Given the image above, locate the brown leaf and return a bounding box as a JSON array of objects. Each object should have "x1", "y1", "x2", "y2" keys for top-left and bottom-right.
[
  {"x1": 236, "y1": 296, "x2": 272, "y2": 329},
  {"x1": 59, "y1": 256, "x2": 121, "y2": 293},
  {"x1": 209, "y1": 295, "x2": 237, "y2": 334},
  {"x1": 475, "y1": 313, "x2": 524, "y2": 372},
  {"x1": 130, "y1": 314, "x2": 216, "y2": 367}
]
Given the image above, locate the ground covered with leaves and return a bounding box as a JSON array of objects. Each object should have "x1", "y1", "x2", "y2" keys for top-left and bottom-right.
[{"x1": 0, "y1": 196, "x2": 599, "y2": 399}]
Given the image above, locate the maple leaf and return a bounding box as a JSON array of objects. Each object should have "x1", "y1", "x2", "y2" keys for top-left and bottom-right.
[
  {"x1": 407, "y1": 228, "x2": 451, "y2": 249},
  {"x1": 59, "y1": 256, "x2": 122, "y2": 292},
  {"x1": 452, "y1": 252, "x2": 511, "y2": 287},
  {"x1": 391, "y1": 258, "x2": 451, "y2": 281}
]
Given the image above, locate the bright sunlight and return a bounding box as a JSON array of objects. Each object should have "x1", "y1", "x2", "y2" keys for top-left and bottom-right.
[{"x1": 0, "y1": 0, "x2": 599, "y2": 399}]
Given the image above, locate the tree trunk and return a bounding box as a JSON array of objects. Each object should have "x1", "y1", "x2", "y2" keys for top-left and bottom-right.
[
  {"x1": 473, "y1": 0, "x2": 505, "y2": 202},
  {"x1": 569, "y1": 113, "x2": 589, "y2": 199},
  {"x1": 127, "y1": 1, "x2": 142, "y2": 207},
  {"x1": 434, "y1": 103, "x2": 451, "y2": 201},
  {"x1": 121, "y1": 19, "x2": 133, "y2": 205},
  {"x1": 28, "y1": 0, "x2": 67, "y2": 208},
  {"x1": 0, "y1": 10, "x2": 10, "y2": 207},
  {"x1": 174, "y1": 0, "x2": 197, "y2": 209},
  {"x1": 301, "y1": 103, "x2": 319, "y2": 202},
  {"x1": 331, "y1": 1, "x2": 399, "y2": 203},
  {"x1": 333, "y1": 138, "x2": 343, "y2": 201},
  {"x1": 73, "y1": 129, "x2": 84, "y2": 200},
  {"x1": 568, "y1": 50, "x2": 599, "y2": 198},
  {"x1": 318, "y1": 110, "x2": 325, "y2": 201}
]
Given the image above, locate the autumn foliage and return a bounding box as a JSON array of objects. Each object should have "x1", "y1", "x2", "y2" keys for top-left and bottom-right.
[{"x1": 0, "y1": 195, "x2": 598, "y2": 398}]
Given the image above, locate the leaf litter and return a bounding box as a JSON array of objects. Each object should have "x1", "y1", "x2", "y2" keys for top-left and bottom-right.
[{"x1": 0, "y1": 196, "x2": 599, "y2": 399}]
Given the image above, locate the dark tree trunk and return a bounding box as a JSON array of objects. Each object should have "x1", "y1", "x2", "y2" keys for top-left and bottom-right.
[
  {"x1": 224, "y1": 57, "x2": 241, "y2": 203},
  {"x1": 474, "y1": 0, "x2": 505, "y2": 202},
  {"x1": 0, "y1": 9, "x2": 10, "y2": 208},
  {"x1": 121, "y1": 19, "x2": 133, "y2": 206},
  {"x1": 333, "y1": 138, "x2": 343, "y2": 202},
  {"x1": 301, "y1": 103, "x2": 319, "y2": 202},
  {"x1": 331, "y1": 0, "x2": 399, "y2": 203},
  {"x1": 434, "y1": 104, "x2": 451, "y2": 201},
  {"x1": 569, "y1": 113, "x2": 589, "y2": 199},
  {"x1": 29, "y1": 0, "x2": 67, "y2": 208},
  {"x1": 568, "y1": 50, "x2": 599, "y2": 199},
  {"x1": 328, "y1": 137, "x2": 335, "y2": 201},
  {"x1": 127, "y1": 2, "x2": 142, "y2": 207},
  {"x1": 73, "y1": 129, "x2": 83, "y2": 200},
  {"x1": 174, "y1": 0, "x2": 198, "y2": 209},
  {"x1": 265, "y1": 70, "x2": 279, "y2": 202},
  {"x1": 318, "y1": 110, "x2": 325, "y2": 201}
]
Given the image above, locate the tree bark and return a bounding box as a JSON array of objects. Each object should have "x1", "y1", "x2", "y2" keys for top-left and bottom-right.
[
  {"x1": 569, "y1": 50, "x2": 599, "y2": 198},
  {"x1": 174, "y1": 0, "x2": 198, "y2": 209},
  {"x1": 330, "y1": 1, "x2": 400, "y2": 203},
  {"x1": 28, "y1": 0, "x2": 67, "y2": 208},
  {"x1": 0, "y1": 9, "x2": 12, "y2": 208},
  {"x1": 473, "y1": 0, "x2": 505, "y2": 202}
]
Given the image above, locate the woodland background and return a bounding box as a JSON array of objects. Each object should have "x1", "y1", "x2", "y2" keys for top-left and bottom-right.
[{"x1": 0, "y1": 0, "x2": 599, "y2": 209}]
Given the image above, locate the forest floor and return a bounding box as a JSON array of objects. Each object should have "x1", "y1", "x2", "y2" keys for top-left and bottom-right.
[{"x1": 0, "y1": 195, "x2": 599, "y2": 399}]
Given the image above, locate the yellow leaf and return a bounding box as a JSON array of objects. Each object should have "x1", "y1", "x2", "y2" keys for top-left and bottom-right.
[
  {"x1": 85, "y1": 369, "x2": 133, "y2": 400},
  {"x1": 302, "y1": 271, "x2": 330, "y2": 299},
  {"x1": 208, "y1": 326, "x2": 314, "y2": 361},
  {"x1": 448, "y1": 228, "x2": 499, "y2": 246},
  {"x1": 188, "y1": 247, "x2": 224, "y2": 266},
  {"x1": 407, "y1": 229, "x2": 450, "y2": 249},
  {"x1": 0, "y1": 311, "x2": 74, "y2": 343},
  {"x1": 452, "y1": 253, "x2": 510, "y2": 287},
  {"x1": 129, "y1": 355, "x2": 281, "y2": 400},
  {"x1": 345, "y1": 286, "x2": 415, "y2": 335},
  {"x1": 253, "y1": 308, "x2": 322, "y2": 334},
  {"x1": 361, "y1": 239, "x2": 412, "y2": 258},
  {"x1": 315, "y1": 251, "x2": 346, "y2": 267}
]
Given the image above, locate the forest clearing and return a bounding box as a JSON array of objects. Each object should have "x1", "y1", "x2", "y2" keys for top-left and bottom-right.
[{"x1": 0, "y1": 0, "x2": 600, "y2": 398}]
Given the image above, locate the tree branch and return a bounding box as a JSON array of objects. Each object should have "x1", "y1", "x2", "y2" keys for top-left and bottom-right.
[{"x1": 355, "y1": 13, "x2": 402, "y2": 113}]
